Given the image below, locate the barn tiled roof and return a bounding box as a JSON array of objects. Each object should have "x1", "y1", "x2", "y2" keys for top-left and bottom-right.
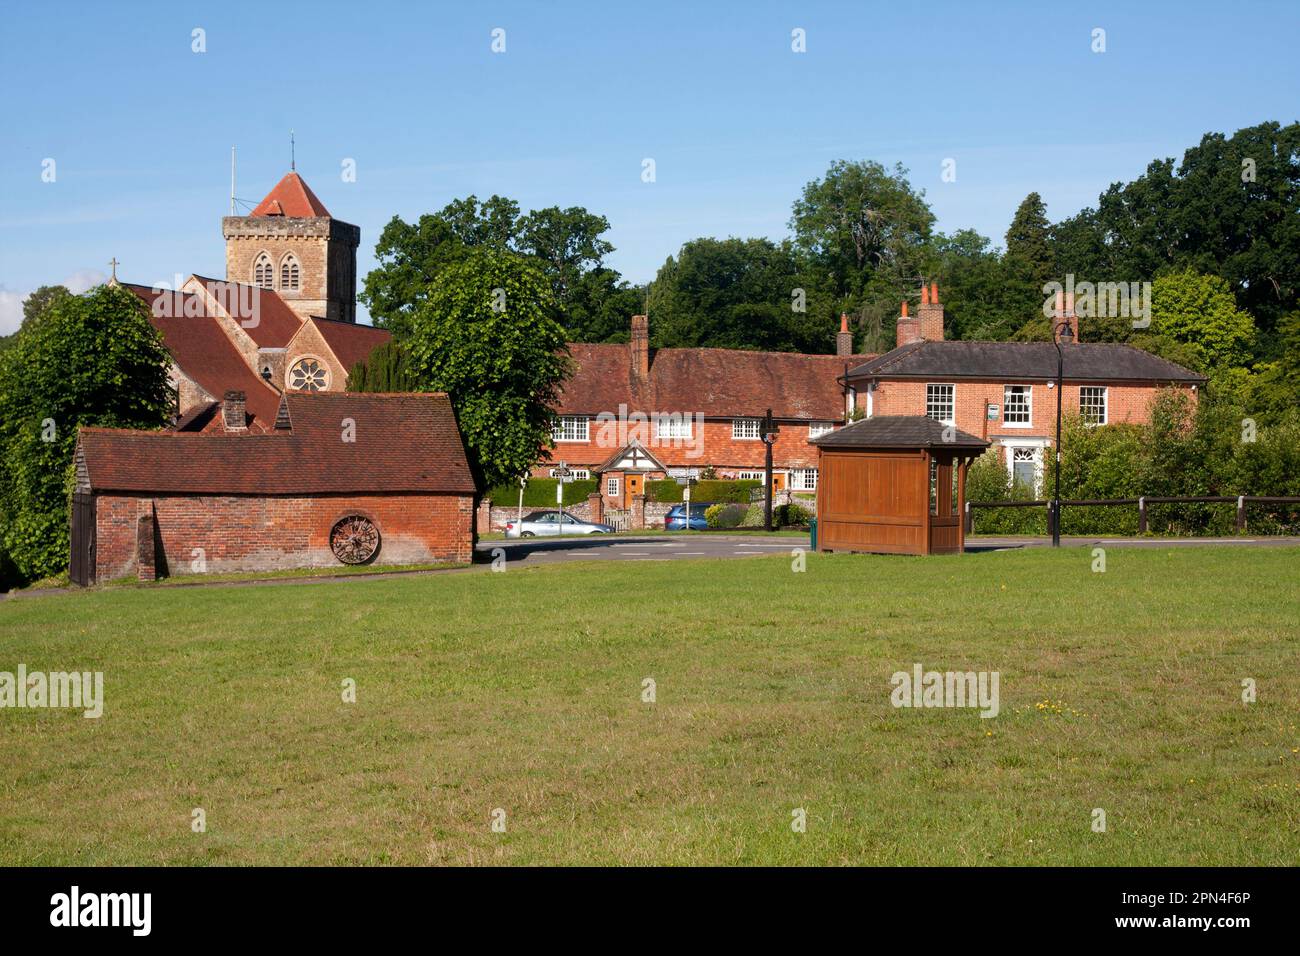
[
  {"x1": 846, "y1": 341, "x2": 1205, "y2": 384},
  {"x1": 308, "y1": 317, "x2": 392, "y2": 372},
  {"x1": 250, "y1": 172, "x2": 332, "y2": 218},
  {"x1": 77, "y1": 392, "x2": 475, "y2": 496},
  {"x1": 122, "y1": 283, "x2": 283, "y2": 431},
  {"x1": 811, "y1": 415, "x2": 990, "y2": 450},
  {"x1": 559, "y1": 343, "x2": 873, "y2": 421}
]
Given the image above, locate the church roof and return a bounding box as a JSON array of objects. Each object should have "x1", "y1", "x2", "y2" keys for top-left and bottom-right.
[
  {"x1": 307, "y1": 317, "x2": 392, "y2": 372},
  {"x1": 250, "y1": 172, "x2": 332, "y2": 218},
  {"x1": 122, "y1": 282, "x2": 284, "y2": 431},
  {"x1": 76, "y1": 393, "x2": 476, "y2": 496},
  {"x1": 190, "y1": 275, "x2": 305, "y2": 348}
]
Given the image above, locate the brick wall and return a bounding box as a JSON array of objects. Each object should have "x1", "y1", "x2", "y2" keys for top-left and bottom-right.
[{"x1": 94, "y1": 492, "x2": 472, "y2": 581}]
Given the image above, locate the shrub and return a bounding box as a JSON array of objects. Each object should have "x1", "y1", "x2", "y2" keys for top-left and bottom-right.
[
  {"x1": 706, "y1": 503, "x2": 747, "y2": 529},
  {"x1": 485, "y1": 477, "x2": 597, "y2": 507}
]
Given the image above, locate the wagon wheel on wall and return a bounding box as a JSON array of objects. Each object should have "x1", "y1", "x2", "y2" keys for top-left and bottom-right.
[{"x1": 330, "y1": 515, "x2": 380, "y2": 565}]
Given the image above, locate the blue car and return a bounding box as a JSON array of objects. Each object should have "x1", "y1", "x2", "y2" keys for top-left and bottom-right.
[{"x1": 664, "y1": 503, "x2": 710, "y2": 531}]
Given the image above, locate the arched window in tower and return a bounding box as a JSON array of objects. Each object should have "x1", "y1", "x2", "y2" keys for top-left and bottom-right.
[
  {"x1": 280, "y1": 253, "x2": 300, "y2": 291},
  {"x1": 253, "y1": 252, "x2": 274, "y2": 289}
]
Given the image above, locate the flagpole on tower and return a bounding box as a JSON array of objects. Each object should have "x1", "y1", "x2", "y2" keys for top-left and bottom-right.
[
  {"x1": 230, "y1": 146, "x2": 236, "y2": 216},
  {"x1": 290, "y1": 130, "x2": 295, "y2": 172}
]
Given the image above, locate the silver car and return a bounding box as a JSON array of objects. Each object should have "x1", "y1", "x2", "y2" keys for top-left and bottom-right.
[{"x1": 504, "y1": 510, "x2": 614, "y2": 538}]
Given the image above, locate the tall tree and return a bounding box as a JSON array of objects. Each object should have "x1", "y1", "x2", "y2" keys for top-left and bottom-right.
[
  {"x1": 0, "y1": 285, "x2": 172, "y2": 581},
  {"x1": 399, "y1": 248, "x2": 570, "y2": 491},
  {"x1": 516, "y1": 206, "x2": 615, "y2": 309},
  {"x1": 790, "y1": 160, "x2": 935, "y2": 301},
  {"x1": 645, "y1": 237, "x2": 832, "y2": 351}
]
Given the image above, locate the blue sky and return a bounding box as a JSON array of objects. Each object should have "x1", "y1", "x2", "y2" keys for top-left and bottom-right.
[{"x1": 2, "y1": 0, "x2": 1297, "y2": 331}]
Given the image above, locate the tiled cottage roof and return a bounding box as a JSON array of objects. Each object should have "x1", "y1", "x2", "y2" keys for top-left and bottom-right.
[
  {"x1": 811, "y1": 415, "x2": 989, "y2": 450},
  {"x1": 250, "y1": 171, "x2": 332, "y2": 218},
  {"x1": 77, "y1": 392, "x2": 475, "y2": 496},
  {"x1": 846, "y1": 341, "x2": 1205, "y2": 384},
  {"x1": 559, "y1": 343, "x2": 874, "y2": 421}
]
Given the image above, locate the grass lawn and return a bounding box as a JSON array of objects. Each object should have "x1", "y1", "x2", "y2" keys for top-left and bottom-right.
[{"x1": 1, "y1": 546, "x2": 1297, "y2": 866}]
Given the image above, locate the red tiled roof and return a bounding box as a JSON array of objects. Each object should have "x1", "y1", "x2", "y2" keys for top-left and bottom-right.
[
  {"x1": 308, "y1": 318, "x2": 391, "y2": 373},
  {"x1": 122, "y1": 283, "x2": 283, "y2": 431},
  {"x1": 250, "y1": 172, "x2": 331, "y2": 218},
  {"x1": 190, "y1": 275, "x2": 304, "y2": 348},
  {"x1": 77, "y1": 393, "x2": 475, "y2": 496},
  {"x1": 558, "y1": 343, "x2": 874, "y2": 421}
]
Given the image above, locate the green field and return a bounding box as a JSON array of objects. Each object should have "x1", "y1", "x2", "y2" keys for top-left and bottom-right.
[{"x1": 2, "y1": 546, "x2": 1298, "y2": 865}]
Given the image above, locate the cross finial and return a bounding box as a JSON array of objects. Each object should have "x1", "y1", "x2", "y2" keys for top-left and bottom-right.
[{"x1": 108, "y1": 257, "x2": 119, "y2": 283}]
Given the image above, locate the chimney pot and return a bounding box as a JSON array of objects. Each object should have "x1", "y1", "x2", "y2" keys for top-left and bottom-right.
[
  {"x1": 901, "y1": 301, "x2": 909, "y2": 318},
  {"x1": 921, "y1": 284, "x2": 929, "y2": 306},
  {"x1": 930, "y1": 282, "x2": 939, "y2": 304}
]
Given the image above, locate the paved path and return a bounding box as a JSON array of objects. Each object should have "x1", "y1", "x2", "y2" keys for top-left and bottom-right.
[{"x1": 479, "y1": 533, "x2": 806, "y2": 566}]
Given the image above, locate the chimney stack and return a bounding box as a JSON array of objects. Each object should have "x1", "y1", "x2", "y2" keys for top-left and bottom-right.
[
  {"x1": 917, "y1": 282, "x2": 945, "y2": 341},
  {"x1": 222, "y1": 390, "x2": 248, "y2": 433},
  {"x1": 1052, "y1": 291, "x2": 1078, "y2": 343},
  {"x1": 630, "y1": 314, "x2": 649, "y2": 386},
  {"x1": 895, "y1": 300, "x2": 921, "y2": 349},
  {"x1": 836, "y1": 312, "x2": 854, "y2": 357}
]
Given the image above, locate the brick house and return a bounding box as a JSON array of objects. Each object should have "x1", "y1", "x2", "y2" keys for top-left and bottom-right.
[
  {"x1": 70, "y1": 392, "x2": 474, "y2": 584},
  {"x1": 117, "y1": 171, "x2": 390, "y2": 433},
  {"x1": 536, "y1": 312, "x2": 873, "y2": 510},
  {"x1": 845, "y1": 285, "x2": 1205, "y2": 491}
]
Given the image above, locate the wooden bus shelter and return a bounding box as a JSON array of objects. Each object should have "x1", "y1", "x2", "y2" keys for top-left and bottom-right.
[{"x1": 811, "y1": 416, "x2": 989, "y2": 556}]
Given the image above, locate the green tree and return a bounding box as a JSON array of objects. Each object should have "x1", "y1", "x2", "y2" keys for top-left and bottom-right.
[
  {"x1": 400, "y1": 248, "x2": 570, "y2": 491},
  {"x1": 346, "y1": 339, "x2": 417, "y2": 392},
  {"x1": 1150, "y1": 270, "x2": 1255, "y2": 372},
  {"x1": 0, "y1": 285, "x2": 172, "y2": 581},
  {"x1": 645, "y1": 237, "x2": 832, "y2": 351},
  {"x1": 790, "y1": 160, "x2": 935, "y2": 301},
  {"x1": 516, "y1": 206, "x2": 615, "y2": 310}
]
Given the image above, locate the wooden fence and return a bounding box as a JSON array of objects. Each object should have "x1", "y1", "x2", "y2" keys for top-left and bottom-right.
[{"x1": 965, "y1": 495, "x2": 1300, "y2": 536}]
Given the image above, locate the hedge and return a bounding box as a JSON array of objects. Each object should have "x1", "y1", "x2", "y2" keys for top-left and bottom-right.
[
  {"x1": 646, "y1": 479, "x2": 761, "y2": 504},
  {"x1": 485, "y1": 478, "x2": 598, "y2": 507}
]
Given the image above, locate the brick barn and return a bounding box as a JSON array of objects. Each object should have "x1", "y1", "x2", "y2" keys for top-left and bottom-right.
[{"x1": 69, "y1": 392, "x2": 475, "y2": 585}]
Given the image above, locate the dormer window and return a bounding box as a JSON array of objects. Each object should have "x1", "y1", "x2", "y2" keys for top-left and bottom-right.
[
  {"x1": 253, "y1": 252, "x2": 274, "y2": 289},
  {"x1": 280, "y1": 253, "x2": 300, "y2": 291}
]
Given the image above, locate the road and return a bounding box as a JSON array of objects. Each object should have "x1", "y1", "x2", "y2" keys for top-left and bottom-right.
[{"x1": 478, "y1": 532, "x2": 1300, "y2": 567}]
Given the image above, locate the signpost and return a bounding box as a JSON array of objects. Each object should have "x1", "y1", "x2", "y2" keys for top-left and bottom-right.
[
  {"x1": 760, "y1": 408, "x2": 780, "y2": 532},
  {"x1": 678, "y1": 472, "x2": 699, "y2": 531},
  {"x1": 553, "y1": 462, "x2": 572, "y2": 535}
]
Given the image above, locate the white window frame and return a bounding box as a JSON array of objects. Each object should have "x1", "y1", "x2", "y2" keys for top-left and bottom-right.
[
  {"x1": 732, "y1": 418, "x2": 761, "y2": 440},
  {"x1": 1002, "y1": 384, "x2": 1032, "y2": 428},
  {"x1": 789, "y1": 468, "x2": 818, "y2": 491},
  {"x1": 1001, "y1": 439, "x2": 1048, "y2": 496},
  {"x1": 605, "y1": 477, "x2": 620, "y2": 497},
  {"x1": 552, "y1": 416, "x2": 589, "y2": 443},
  {"x1": 808, "y1": 422, "x2": 834, "y2": 440},
  {"x1": 1079, "y1": 386, "x2": 1108, "y2": 426},
  {"x1": 926, "y1": 383, "x2": 955, "y2": 425},
  {"x1": 654, "y1": 415, "x2": 693, "y2": 440}
]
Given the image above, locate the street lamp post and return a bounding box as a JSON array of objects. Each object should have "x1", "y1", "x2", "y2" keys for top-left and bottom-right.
[
  {"x1": 761, "y1": 408, "x2": 780, "y2": 532},
  {"x1": 1052, "y1": 321, "x2": 1074, "y2": 547}
]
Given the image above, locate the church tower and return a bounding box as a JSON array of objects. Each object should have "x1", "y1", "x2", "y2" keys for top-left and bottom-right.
[{"x1": 222, "y1": 172, "x2": 360, "y2": 323}]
